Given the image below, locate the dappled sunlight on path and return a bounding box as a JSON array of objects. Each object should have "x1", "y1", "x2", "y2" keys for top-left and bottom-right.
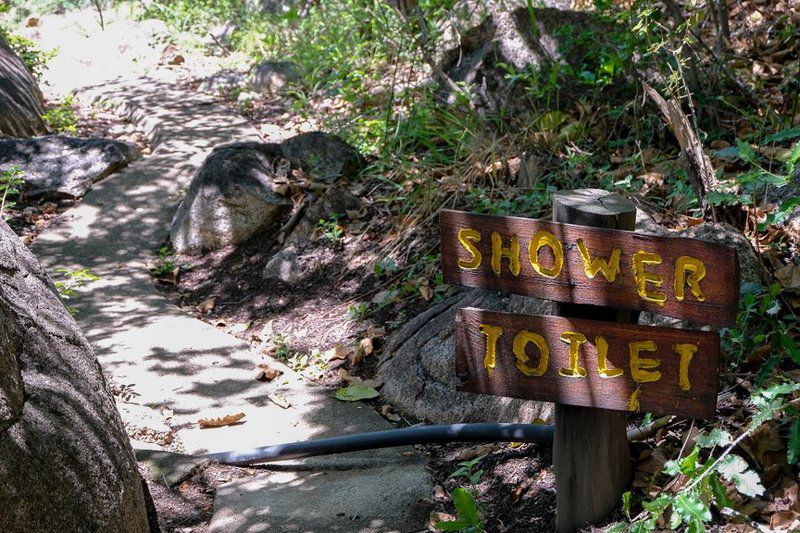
[{"x1": 28, "y1": 74, "x2": 431, "y2": 531}]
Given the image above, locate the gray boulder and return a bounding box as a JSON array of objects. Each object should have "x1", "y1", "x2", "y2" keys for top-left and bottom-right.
[
  {"x1": 0, "y1": 220, "x2": 148, "y2": 531},
  {"x1": 281, "y1": 132, "x2": 364, "y2": 184},
  {"x1": 172, "y1": 134, "x2": 363, "y2": 254},
  {"x1": 262, "y1": 244, "x2": 321, "y2": 283},
  {"x1": 378, "y1": 289, "x2": 554, "y2": 424},
  {"x1": 677, "y1": 223, "x2": 766, "y2": 287},
  {"x1": 0, "y1": 34, "x2": 47, "y2": 138},
  {"x1": 0, "y1": 135, "x2": 141, "y2": 199},
  {"x1": 434, "y1": 0, "x2": 604, "y2": 110},
  {"x1": 262, "y1": 186, "x2": 361, "y2": 282},
  {"x1": 252, "y1": 60, "x2": 299, "y2": 94},
  {"x1": 635, "y1": 210, "x2": 766, "y2": 287},
  {"x1": 171, "y1": 142, "x2": 292, "y2": 254}
]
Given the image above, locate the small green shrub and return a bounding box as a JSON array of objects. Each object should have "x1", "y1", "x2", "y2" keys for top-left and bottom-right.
[
  {"x1": 152, "y1": 246, "x2": 177, "y2": 276},
  {"x1": 141, "y1": 0, "x2": 246, "y2": 33},
  {"x1": 317, "y1": 214, "x2": 344, "y2": 244},
  {"x1": 42, "y1": 96, "x2": 79, "y2": 134},
  {"x1": 436, "y1": 455, "x2": 486, "y2": 532},
  {"x1": 0, "y1": 166, "x2": 25, "y2": 219},
  {"x1": 54, "y1": 267, "x2": 99, "y2": 315},
  {"x1": 0, "y1": 29, "x2": 56, "y2": 79}
]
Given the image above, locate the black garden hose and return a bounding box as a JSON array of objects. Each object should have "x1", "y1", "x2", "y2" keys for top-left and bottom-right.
[{"x1": 203, "y1": 423, "x2": 555, "y2": 465}]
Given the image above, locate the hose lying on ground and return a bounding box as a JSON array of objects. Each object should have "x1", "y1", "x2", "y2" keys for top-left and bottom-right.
[{"x1": 203, "y1": 423, "x2": 556, "y2": 465}]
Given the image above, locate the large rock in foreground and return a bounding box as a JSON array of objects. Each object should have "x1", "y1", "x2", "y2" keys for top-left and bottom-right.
[
  {"x1": 0, "y1": 135, "x2": 141, "y2": 199},
  {"x1": 0, "y1": 35, "x2": 47, "y2": 138},
  {"x1": 0, "y1": 221, "x2": 148, "y2": 531}
]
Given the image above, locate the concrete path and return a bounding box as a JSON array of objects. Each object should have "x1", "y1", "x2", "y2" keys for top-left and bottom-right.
[{"x1": 29, "y1": 77, "x2": 431, "y2": 532}]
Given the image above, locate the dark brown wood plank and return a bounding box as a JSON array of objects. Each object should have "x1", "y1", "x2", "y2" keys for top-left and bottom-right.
[
  {"x1": 440, "y1": 209, "x2": 740, "y2": 327},
  {"x1": 454, "y1": 308, "x2": 720, "y2": 419},
  {"x1": 551, "y1": 188, "x2": 634, "y2": 533}
]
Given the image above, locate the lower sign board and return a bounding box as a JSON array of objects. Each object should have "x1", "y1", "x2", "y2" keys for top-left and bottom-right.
[{"x1": 455, "y1": 307, "x2": 719, "y2": 419}]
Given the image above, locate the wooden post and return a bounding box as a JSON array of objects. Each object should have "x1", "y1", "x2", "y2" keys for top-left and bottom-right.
[{"x1": 552, "y1": 189, "x2": 634, "y2": 532}]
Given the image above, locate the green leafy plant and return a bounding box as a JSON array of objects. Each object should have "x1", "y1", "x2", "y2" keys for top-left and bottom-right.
[
  {"x1": 153, "y1": 246, "x2": 177, "y2": 276},
  {"x1": 0, "y1": 166, "x2": 25, "y2": 219},
  {"x1": 435, "y1": 488, "x2": 484, "y2": 533},
  {"x1": 708, "y1": 137, "x2": 800, "y2": 224},
  {"x1": 54, "y1": 267, "x2": 99, "y2": 315},
  {"x1": 721, "y1": 283, "x2": 799, "y2": 384},
  {"x1": 0, "y1": 29, "x2": 56, "y2": 79},
  {"x1": 449, "y1": 455, "x2": 486, "y2": 487},
  {"x1": 317, "y1": 214, "x2": 344, "y2": 244},
  {"x1": 141, "y1": 0, "x2": 246, "y2": 33},
  {"x1": 334, "y1": 383, "x2": 380, "y2": 402},
  {"x1": 42, "y1": 96, "x2": 79, "y2": 134},
  {"x1": 436, "y1": 455, "x2": 486, "y2": 532},
  {"x1": 616, "y1": 381, "x2": 800, "y2": 532},
  {"x1": 373, "y1": 258, "x2": 398, "y2": 278},
  {"x1": 347, "y1": 302, "x2": 368, "y2": 321},
  {"x1": 271, "y1": 333, "x2": 295, "y2": 362}
]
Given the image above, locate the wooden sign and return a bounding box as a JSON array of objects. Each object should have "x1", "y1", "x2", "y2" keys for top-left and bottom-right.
[
  {"x1": 440, "y1": 209, "x2": 740, "y2": 327},
  {"x1": 455, "y1": 307, "x2": 720, "y2": 419}
]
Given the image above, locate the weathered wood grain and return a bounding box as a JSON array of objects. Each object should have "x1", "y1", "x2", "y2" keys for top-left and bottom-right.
[
  {"x1": 440, "y1": 209, "x2": 740, "y2": 326},
  {"x1": 454, "y1": 308, "x2": 720, "y2": 419},
  {"x1": 551, "y1": 188, "x2": 635, "y2": 533}
]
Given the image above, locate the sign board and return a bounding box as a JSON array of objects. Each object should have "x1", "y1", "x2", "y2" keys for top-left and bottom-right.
[
  {"x1": 454, "y1": 308, "x2": 720, "y2": 419},
  {"x1": 440, "y1": 209, "x2": 740, "y2": 327}
]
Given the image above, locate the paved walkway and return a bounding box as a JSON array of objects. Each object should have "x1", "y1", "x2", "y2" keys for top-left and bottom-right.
[{"x1": 29, "y1": 77, "x2": 430, "y2": 532}]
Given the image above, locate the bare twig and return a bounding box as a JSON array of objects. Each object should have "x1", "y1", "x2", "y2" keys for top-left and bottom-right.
[
  {"x1": 277, "y1": 196, "x2": 308, "y2": 245},
  {"x1": 208, "y1": 32, "x2": 231, "y2": 56},
  {"x1": 627, "y1": 415, "x2": 676, "y2": 442},
  {"x1": 642, "y1": 82, "x2": 718, "y2": 217}
]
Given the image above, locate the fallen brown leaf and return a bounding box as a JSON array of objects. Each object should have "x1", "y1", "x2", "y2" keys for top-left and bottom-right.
[
  {"x1": 381, "y1": 404, "x2": 401, "y2": 422},
  {"x1": 775, "y1": 263, "x2": 800, "y2": 290},
  {"x1": 511, "y1": 477, "x2": 534, "y2": 504},
  {"x1": 770, "y1": 510, "x2": 800, "y2": 531},
  {"x1": 155, "y1": 266, "x2": 180, "y2": 284},
  {"x1": 419, "y1": 279, "x2": 433, "y2": 301},
  {"x1": 445, "y1": 443, "x2": 496, "y2": 463},
  {"x1": 429, "y1": 511, "x2": 455, "y2": 526},
  {"x1": 352, "y1": 337, "x2": 374, "y2": 365},
  {"x1": 360, "y1": 378, "x2": 383, "y2": 389},
  {"x1": 325, "y1": 343, "x2": 351, "y2": 361},
  {"x1": 743, "y1": 422, "x2": 786, "y2": 469},
  {"x1": 252, "y1": 363, "x2": 283, "y2": 381},
  {"x1": 196, "y1": 298, "x2": 215, "y2": 314},
  {"x1": 360, "y1": 337, "x2": 374, "y2": 356},
  {"x1": 366, "y1": 325, "x2": 386, "y2": 339},
  {"x1": 198, "y1": 412, "x2": 245, "y2": 428}
]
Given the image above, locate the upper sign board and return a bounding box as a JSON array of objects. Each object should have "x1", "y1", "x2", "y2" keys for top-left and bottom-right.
[{"x1": 440, "y1": 209, "x2": 740, "y2": 327}]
